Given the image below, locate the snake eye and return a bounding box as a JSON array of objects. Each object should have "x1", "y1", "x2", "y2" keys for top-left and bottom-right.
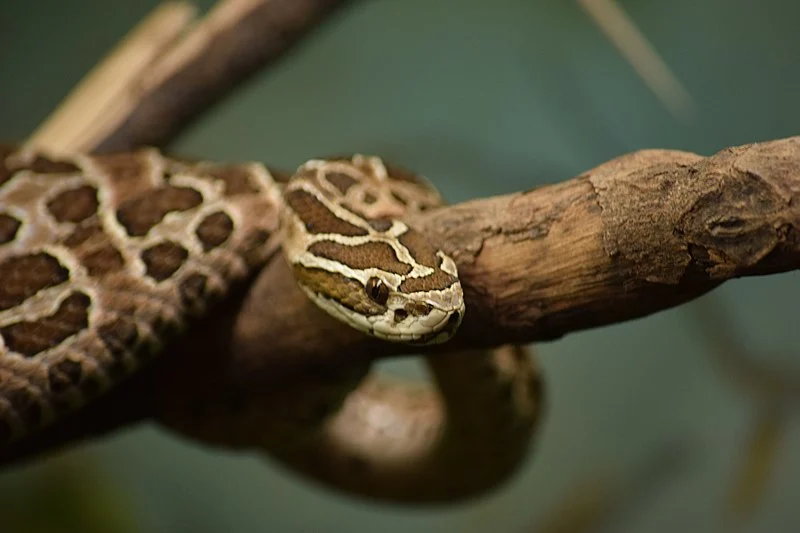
[{"x1": 365, "y1": 277, "x2": 389, "y2": 305}]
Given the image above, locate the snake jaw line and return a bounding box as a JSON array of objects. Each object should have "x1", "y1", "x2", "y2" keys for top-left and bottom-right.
[{"x1": 302, "y1": 284, "x2": 464, "y2": 346}]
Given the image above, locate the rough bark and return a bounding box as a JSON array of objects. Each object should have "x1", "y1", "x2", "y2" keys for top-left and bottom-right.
[
  {"x1": 211, "y1": 137, "x2": 800, "y2": 373},
  {"x1": 4, "y1": 136, "x2": 799, "y2": 467}
]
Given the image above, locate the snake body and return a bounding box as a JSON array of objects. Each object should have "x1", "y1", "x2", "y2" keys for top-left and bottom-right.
[{"x1": 0, "y1": 145, "x2": 543, "y2": 503}]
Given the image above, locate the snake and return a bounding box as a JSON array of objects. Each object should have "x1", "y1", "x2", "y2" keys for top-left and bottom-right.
[{"x1": 0, "y1": 144, "x2": 543, "y2": 503}]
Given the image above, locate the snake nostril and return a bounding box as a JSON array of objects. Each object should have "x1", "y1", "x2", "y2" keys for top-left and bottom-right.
[
  {"x1": 447, "y1": 312, "x2": 461, "y2": 330},
  {"x1": 394, "y1": 309, "x2": 408, "y2": 322}
]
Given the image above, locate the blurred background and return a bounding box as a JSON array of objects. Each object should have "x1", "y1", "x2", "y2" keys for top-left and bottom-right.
[{"x1": 1, "y1": 0, "x2": 800, "y2": 531}]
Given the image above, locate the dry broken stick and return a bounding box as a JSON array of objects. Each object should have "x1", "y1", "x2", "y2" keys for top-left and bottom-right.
[
  {"x1": 27, "y1": 0, "x2": 358, "y2": 155},
  {"x1": 2, "y1": 135, "x2": 798, "y2": 472},
  {"x1": 26, "y1": 2, "x2": 198, "y2": 152},
  {"x1": 95, "y1": 0, "x2": 357, "y2": 153}
]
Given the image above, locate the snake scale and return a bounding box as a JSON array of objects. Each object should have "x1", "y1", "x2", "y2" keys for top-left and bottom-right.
[{"x1": 0, "y1": 144, "x2": 543, "y2": 503}]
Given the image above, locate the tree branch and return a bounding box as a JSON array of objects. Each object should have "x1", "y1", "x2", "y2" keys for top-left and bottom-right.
[
  {"x1": 203, "y1": 136, "x2": 800, "y2": 377},
  {"x1": 3, "y1": 136, "x2": 799, "y2": 467},
  {"x1": 3, "y1": 0, "x2": 360, "y2": 467},
  {"x1": 29, "y1": 0, "x2": 357, "y2": 154},
  {"x1": 6, "y1": 0, "x2": 800, "y2": 480},
  {"x1": 95, "y1": 0, "x2": 356, "y2": 152}
]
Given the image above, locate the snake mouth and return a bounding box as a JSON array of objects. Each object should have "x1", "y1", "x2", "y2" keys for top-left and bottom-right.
[
  {"x1": 358, "y1": 307, "x2": 463, "y2": 346},
  {"x1": 400, "y1": 307, "x2": 464, "y2": 346},
  {"x1": 301, "y1": 287, "x2": 463, "y2": 345}
]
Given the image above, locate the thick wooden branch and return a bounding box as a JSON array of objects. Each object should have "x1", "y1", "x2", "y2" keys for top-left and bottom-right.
[
  {"x1": 7, "y1": 0, "x2": 800, "y2": 479},
  {"x1": 3, "y1": 135, "x2": 799, "y2": 467},
  {"x1": 213, "y1": 136, "x2": 800, "y2": 377}
]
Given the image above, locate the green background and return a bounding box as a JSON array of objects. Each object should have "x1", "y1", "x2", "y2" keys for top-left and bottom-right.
[{"x1": 2, "y1": 1, "x2": 799, "y2": 532}]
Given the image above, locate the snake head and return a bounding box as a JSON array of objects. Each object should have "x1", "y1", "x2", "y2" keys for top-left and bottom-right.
[
  {"x1": 360, "y1": 255, "x2": 466, "y2": 345},
  {"x1": 291, "y1": 243, "x2": 465, "y2": 346},
  {"x1": 283, "y1": 156, "x2": 466, "y2": 345}
]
